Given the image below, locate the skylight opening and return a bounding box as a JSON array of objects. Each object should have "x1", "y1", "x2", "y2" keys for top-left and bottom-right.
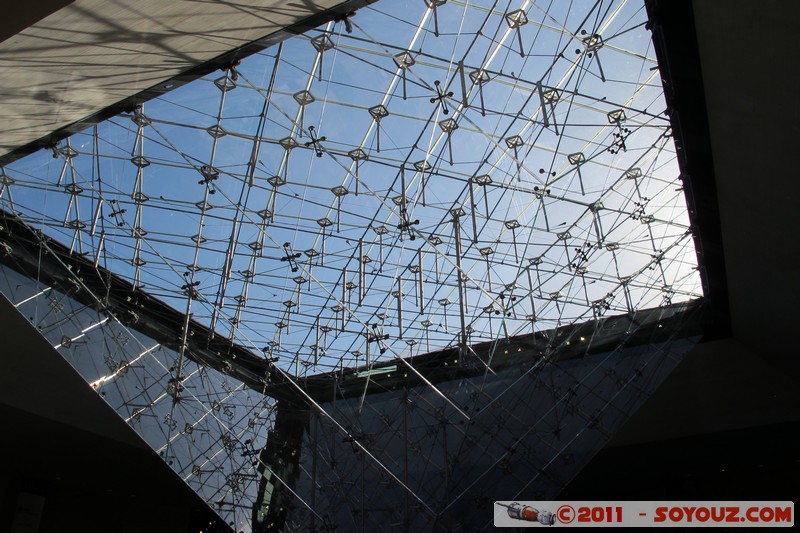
[
  {"x1": 0, "y1": 2, "x2": 706, "y2": 530},
  {"x1": 1, "y1": 0, "x2": 701, "y2": 378}
]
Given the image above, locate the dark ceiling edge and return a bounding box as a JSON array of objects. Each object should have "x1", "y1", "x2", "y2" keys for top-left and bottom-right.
[
  {"x1": 0, "y1": 404, "x2": 234, "y2": 532},
  {"x1": 645, "y1": 0, "x2": 730, "y2": 340},
  {"x1": 0, "y1": 0, "x2": 377, "y2": 166},
  {"x1": 1, "y1": 1, "x2": 75, "y2": 43}
]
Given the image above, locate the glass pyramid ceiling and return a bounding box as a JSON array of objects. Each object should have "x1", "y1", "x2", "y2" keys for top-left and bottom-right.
[
  {"x1": 1, "y1": 0, "x2": 701, "y2": 376},
  {"x1": 0, "y1": 1, "x2": 706, "y2": 530}
]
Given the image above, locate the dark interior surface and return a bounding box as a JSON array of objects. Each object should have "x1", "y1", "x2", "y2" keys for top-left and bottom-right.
[{"x1": 0, "y1": 294, "x2": 231, "y2": 532}]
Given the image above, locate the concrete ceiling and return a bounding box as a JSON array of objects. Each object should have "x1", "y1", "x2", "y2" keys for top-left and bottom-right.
[
  {"x1": 691, "y1": 0, "x2": 800, "y2": 376},
  {"x1": 610, "y1": 0, "x2": 800, "y2": 447},
  {"x1": 0, "y1": 0, "x2": 370, "y2": 162}
]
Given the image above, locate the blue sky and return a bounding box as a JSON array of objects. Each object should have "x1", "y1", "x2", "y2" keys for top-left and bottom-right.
[{"x1": 2, "y1": 0, "x2": 700, "y2": 378}]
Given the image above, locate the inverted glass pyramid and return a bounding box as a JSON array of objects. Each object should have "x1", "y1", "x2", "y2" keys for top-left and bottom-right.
[{"x1": 0, "y1": 0, "x2": 703, "y2": 530}]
